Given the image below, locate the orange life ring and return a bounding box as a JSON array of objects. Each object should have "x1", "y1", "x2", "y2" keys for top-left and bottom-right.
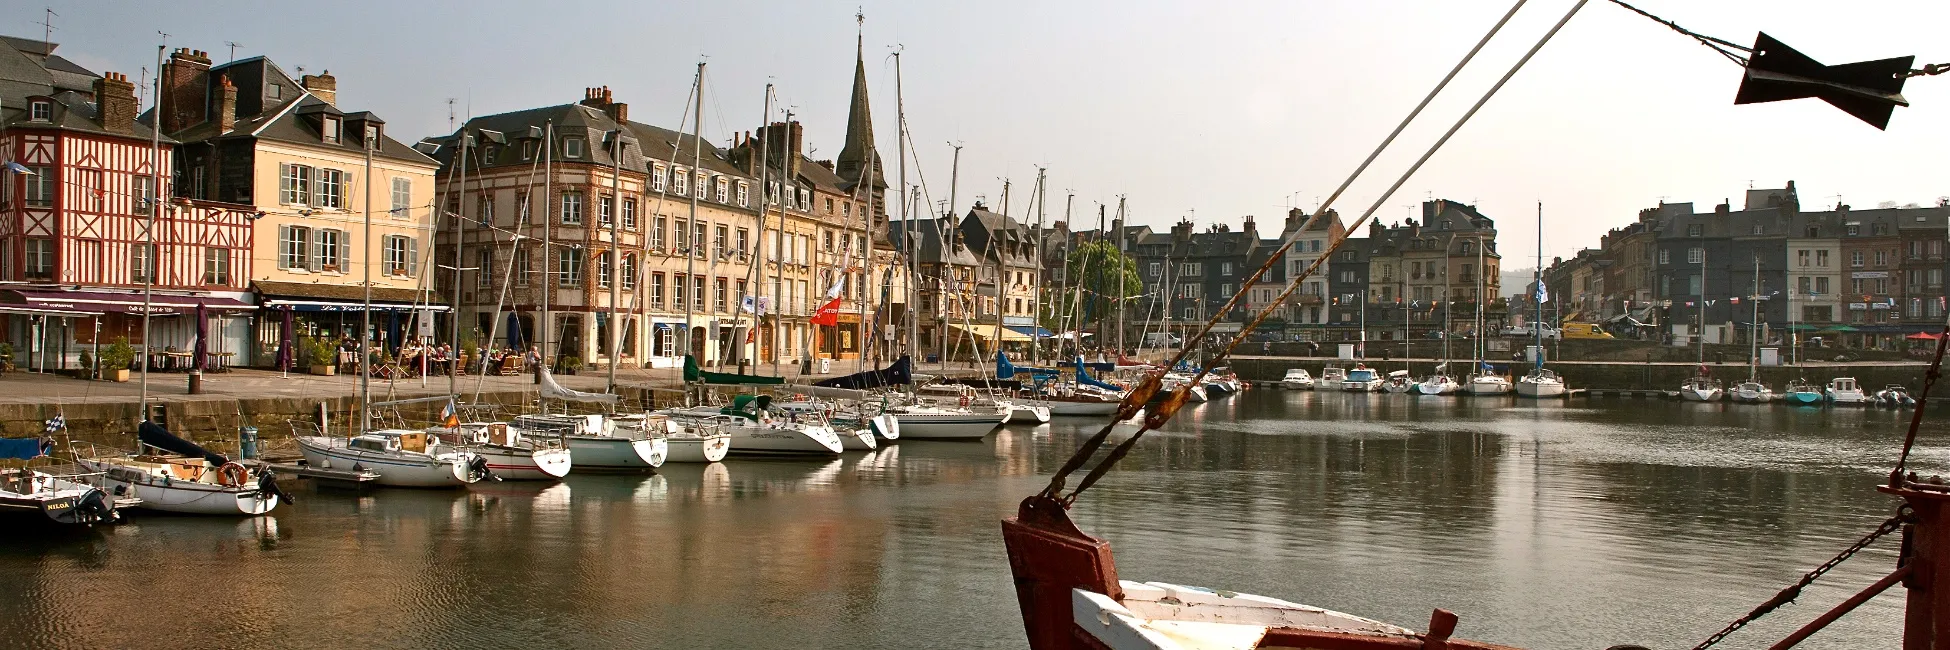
[
  {"x1": 958, "y1": 395, "x2": 970, "y2": 407},
  {"x1": 216, "y1": 462, "x2": 249, "y2": 487}
]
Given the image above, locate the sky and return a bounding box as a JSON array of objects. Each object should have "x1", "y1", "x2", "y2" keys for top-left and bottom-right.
[{"x1": 24, "y1": 0, "x2": 1950, "y2": 264}]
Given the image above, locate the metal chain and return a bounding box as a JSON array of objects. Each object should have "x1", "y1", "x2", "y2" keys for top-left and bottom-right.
[
  {"x1": 1691, "y1": 506, "x2": 1913, "y2": 650},
  {"x1": 1905, "y1": 63, "x2": 1950, "y2": 78}
]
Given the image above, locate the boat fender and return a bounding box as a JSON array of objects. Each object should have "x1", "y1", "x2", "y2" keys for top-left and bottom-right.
[{"x1": 216, "y1": 462, "x2": 249, "y2": 487}]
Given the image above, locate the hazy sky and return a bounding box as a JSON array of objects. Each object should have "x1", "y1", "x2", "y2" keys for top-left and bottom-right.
[{"x1": 28, "y1": 1, "x2": 1950, "y2": 263}]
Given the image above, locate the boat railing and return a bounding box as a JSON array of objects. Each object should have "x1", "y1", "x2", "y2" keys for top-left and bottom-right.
[{"x1": 290, "y1": 420, "x2": 326, "y2": 439}]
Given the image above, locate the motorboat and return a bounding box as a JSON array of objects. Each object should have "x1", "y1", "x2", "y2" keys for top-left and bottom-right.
[
  {"x1": 1316, "y1": 366, "x2": 1347, "y2": 390},
  {"x1": 1201, "y1": 368, "x2": 1242, "y2": 397},
  {"x1": 0, "y1": 466, "x2": 126, "y2": 526},
  {"x1": 1379, "y1": 369, "x2": 1414, "y2": 393},
  {"x1": 1783, "y1": 379, "x2": 1825, "y2": 405},
  {"x1": 671, "y1": 396, "x2": 846, "y2": 454},
  {"x1": 296, "y1": 427, "x2": 487, "y2": 488},
  {"x1": 1515, "y1": 368, "x2": 1567, "y2": 398},
  {"x1": 1279, "y1": 369, "x2": 1314, "y2": 390},
  {"x1": 1730, "y1": 381, "x2": 1775, "y2": 404},
  {"x1": 1008, "y1": 401, "x2": 1054, "y2": 424},
  {"x1": 1412, "y1": 373, "x2": 1459, "y2": 395},
  {"x1": 1826, "y1": 377, "x2": 1868, "y2": 405},
  {"x1": 74, "y1": 422, "x2": 286, "y2": 515},
  {"x1": 613, "y1": 414, "x2": 729, "y2": 463},
  {"x1": 1465, "y1": 372, "x2": 1512, "y2": 396},
  {"x1": 1875, "y1": 385, "x2": 1918, "y2": 409},
  {"x1": 1679, "y1": 375, "x2": 1723, "y2": 402},
  {"x1": 512, "y1": 414, "x2": 667, "y2": 470},
  {"x1": 431, "y1": 421, "x2": 573, "y2": 480},
  {"x1": 1341, "y1": 365, "x2": 1384, "y2": 392}
]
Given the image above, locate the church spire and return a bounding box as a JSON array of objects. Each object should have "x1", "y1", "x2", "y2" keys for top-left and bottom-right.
[{"x1": 835, "y1": 9, "x2": 882, "y2": 189}]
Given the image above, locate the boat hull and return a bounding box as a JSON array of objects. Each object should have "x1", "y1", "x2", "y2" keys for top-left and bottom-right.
[
  {"x1": 725, "y1": 425, "x2": 845, "y2": 454},
  {"x1": 1466, "y1": 379, "x2": 1512, "y2": 395},
  {"x1": 296, "y1": 437, "x2": 475, "y2": 487},
  {"x1": 1008, "y1": 404, "x2": 1053, "y2": 424},
  {"x1": 839, "y1": 428, "x2": 879, "y2": 451},
  {"x1": 1341, "y1": 380, "x2": 1383, "y2": 392},
  {"x1": 665, "y1": 434, "x2": 731, "y2": 463},
  {"x1": 1412, "y1": 380, "x2": 1458, "y2": 395},
  {"x1": 1828, "y1": 391, "x2": 1868, "y2": 405},
  {"x1": 1680, "y1": 387, "x2": 1722, "y2": 402},
  {"x1": 73, "y1": 459, "x2": 276, "y2": 515},
  {"x1": 565, "y1": 435, "x2": 666, "y2": 469},
  {"x1": 893, "y1": 413, "x2": 1006, "y2": 440},
  {"x1": 868, "y1": 414, "x2": 901, "y2": 440},
  {"x1": 1731, "y1": 390, "x2": 1774, "y2": 403},
  {"x1": 1044, "y1": 400, "x2": 1120, "y2": 416},
  {"x1": 1280, "y1": 380, "x2": 1313, "y2": 390},
  {"x1": 1785, "y1": 391, "x2": 1825, "y2": 405},
  {"x1": 1515, "y1": 380, "x2": 1566, "y2": 398},
  {"x1": 473, "y1": 445, "x2": 573, "y2": 480}
]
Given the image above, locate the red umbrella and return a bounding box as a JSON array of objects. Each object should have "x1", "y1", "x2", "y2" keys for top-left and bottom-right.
[{"x1": 1906, "y1": 331, "x2": 1939, "y2": 341}]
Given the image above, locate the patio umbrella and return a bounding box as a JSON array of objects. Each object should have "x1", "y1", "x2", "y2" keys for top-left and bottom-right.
[
  {"x1": 192, "y1": 303, "x2": 209, "y2": 372},
  {"x1": 1907, "y1": 331, "x2": 1939, "y2": 341},
  {"x1": 506, "y1": 311, "x2": 525, "y2": 350},
  {"x1": 275, "y1": 307, "x2": 295, "y2": 371},
  {"x1": 386, "y1": 310, "x2": 402, "y2": 353},
  {"x1": 1820, "y1": 325, "x2": 1860, "y2": 333}
]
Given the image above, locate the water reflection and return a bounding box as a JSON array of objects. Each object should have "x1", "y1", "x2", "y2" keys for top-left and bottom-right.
[{"x1": 0, "y1": 390, "x2": 1936, "y2": 649}]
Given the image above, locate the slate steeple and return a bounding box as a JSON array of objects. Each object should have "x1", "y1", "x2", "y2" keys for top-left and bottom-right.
[{"x1": 835, "y1": 12, "x2": 884, "y2": 191}]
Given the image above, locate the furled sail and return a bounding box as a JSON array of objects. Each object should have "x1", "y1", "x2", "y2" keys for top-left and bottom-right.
[
  {"x1": 0, "y1": 437, "x2": 50, "y2": 461},
  {"x1": 684, "y1": 355, "x2": 785, "y2": 385},
  {"x1": 996, "y1": 352, "x2": 1058, "y2": 380},
  {"x1": 540, "y1": 368, "x2": 620, "y2": 404},
  {"x1": 138, "y1": 421, "x2": 228, "y2": 465},
  {"x1": 1075, "y1": 357, "x2": 1121, "y2": 392},
  {"x1": 814, "y1": 355, "x2": 912, "y2": 390}
]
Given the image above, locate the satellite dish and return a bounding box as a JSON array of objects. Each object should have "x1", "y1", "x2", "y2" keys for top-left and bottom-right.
[{"x1": 1733, "y1": 32, "x2": 1915, "y2": 130}]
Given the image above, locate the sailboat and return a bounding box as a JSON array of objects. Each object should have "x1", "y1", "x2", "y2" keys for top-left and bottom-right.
[
  {"x1": 76, "y1": 422, "x2": 288, "y2": 514},
  {"x1": 1783, "y1": 378, "x2": 1824, "y2": 405},
  {"x1": 1462, "y1": 229, "x2": 1510, "y2": 396},
  {"x1": 3, "y1": 437, "x2": 127, "y2": 525},
  {"x1": 670, "y1": 394, "x2": 846, "y2": 454},
  {"x1": 1729, "y1": 257, "x2": 1772, "y2": 404},
  {"x1": 1679, "y1": 244, "x2": 1720, "y2": 401},
  {"x1": 1515, "y1": 202, "x2": 1565, "y2": 398},
  {"x1": 531, "y1": 369, "x2": 670, "y2": 469},
  {"x1": 1412, "y1": 364, "x2": 1460, "y2": 395},
  {"x1": 430, "y1": 418, "x2": 573, "y2": 480}
]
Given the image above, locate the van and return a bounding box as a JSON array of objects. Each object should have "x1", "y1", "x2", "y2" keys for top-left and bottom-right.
[{"x1": 1560, "y1": 322, "x2": 1614, "y2": 339}]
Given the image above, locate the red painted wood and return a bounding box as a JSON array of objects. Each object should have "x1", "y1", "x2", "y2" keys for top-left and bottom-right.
[{"x1": 1001, "y1": 495, "x2": 1122, "y2": 650}]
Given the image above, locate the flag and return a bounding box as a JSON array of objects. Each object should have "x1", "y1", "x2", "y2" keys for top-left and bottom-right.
[
  {"x1": 810, "y1": 297, "x2": 843, "y2": 326},
  {"x1": 2, "y1": 161, "x2": 33, "y2": 175},
  {"x1": 44, "y1": 414, "x2": 64, "y2": 434},
  {"x1": 740, "y1": 295, "x2": 769, "y2": 315},
  {"x1": 1535, "y1": 281, "x2": 1549, "y2": 304},
  {"x1": 826, "y1": 274, "x2": 846, "y2": 299},
  {"x1": 1730, "y1": 297, "x2": 1740, "y2": 305},
  {"x1": 439, "y1": 399, "x2": 460, "y2": 428}
]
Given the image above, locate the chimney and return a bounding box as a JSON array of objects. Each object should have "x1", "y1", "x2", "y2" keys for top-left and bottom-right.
[
  {"x1": 160, "y1": 47, "x2": 211, "y2": 133},
  {"x1": 216, "y1": 74, "x2": 238, "y2": 133},
  {"x1": 93, "y1": 72, "x2": 137, "y2": 134},
  {"x1": 1369, "y1": 219, "x2": 1385, "y2": 238},
  {"x1": 300, "y1": 71, "x2": 337, "y2": 106},
  {"x1": 1242, "y1": 214, "x2": 1257, "y2": 239}
]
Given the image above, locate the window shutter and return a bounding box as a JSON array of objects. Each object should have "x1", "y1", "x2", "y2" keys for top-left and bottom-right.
[
  {"x1": 307, "y1": 230, "x2": 323, "y2": 272},
  {"x1": 277, "y1": 225, "x2": 292, "y2": 268},
  {"x1": 336, "y1": 231, "x2": 350, "y2": 273},
  {"x1": 408, "y1": 238, "x2": 419, "y2": 275}
]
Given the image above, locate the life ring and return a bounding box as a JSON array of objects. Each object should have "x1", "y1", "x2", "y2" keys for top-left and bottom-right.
[
  {"x1": 958, "y1": 395, "x2": 970, "y2": 407},
  {"x1": 216, "y1": 462, "x2": 249, "y2": 488}
]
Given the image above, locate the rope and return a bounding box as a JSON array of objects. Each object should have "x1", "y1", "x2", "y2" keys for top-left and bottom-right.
[
  {"x1": 1689, "y1": 507, "x2": 1912, "y2": 650},
  {"x1": 1604, "y1": 0, "x2": 1750, "y2": 66}
]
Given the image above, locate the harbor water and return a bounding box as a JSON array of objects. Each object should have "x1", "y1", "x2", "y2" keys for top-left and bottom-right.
[{"x1": 3, "y1": 389, "x2": 1943, "y2": 649}]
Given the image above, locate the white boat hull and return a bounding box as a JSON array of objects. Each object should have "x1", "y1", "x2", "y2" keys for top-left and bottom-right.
[
  {"x1": 1280, "y1": 380, "x2": 1313, "y2": 390},
  {"x1": 565, "y1": 435, "x2": 666, "y2": 469},
  {"x1": 725, "y1": 424, "x2": 846, "y2": 454},
  {"x1": 893, "y1": 412, "x2": 1007, "y2": 439},
  {"x1": 1515, "y1": 379, "x2": 1566, "y2": 398},
  {"x1": 1341, "y1": 380, "x2": 1383, "y2": 392},
  {"x1": 665, "y1": 433, "x2": 731, "y2": 463},
  {"x1": 1680, "y1": 387, "x2": 1722, "y2": 402},
  {"x1": 296, "y1": 437, "x2": 476, "y2": 487},
  {"x1": 1008, "y1": 404, "x2": 1053, "y2": 424},
  {"x1": 474, "y1": 445, "x2": 572, "y2": 480},
  {"x1": 74, "y1": 459, "x2": 276, "y2": 516},
  {"x1": 1413, "y1": 380, "x2": 1458, "y2": 395},
  {"x1": 1044, "y1": 400, "x2": 1121, "y2": 416},
  {"x1": 1731, "y1": 390, "x2": 1774, "y2": 403},
  {"x1": 839, "y1": 428, "x2": 879, "y2": 451},
  {"x1": 1828, "y1": 391, "x2": 1868, "y2": 405},
  {"x1": 1466, "y1": 378, "x2": 1512, "y2": 395}
]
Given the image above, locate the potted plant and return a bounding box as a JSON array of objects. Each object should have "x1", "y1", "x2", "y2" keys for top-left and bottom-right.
[
  {"x1": 76, "y1": 350, "x2": 94, "y2": 380},
  {"x1": 100, "y1": 338, "x2": 136, "y2": 382},
  {"x1": 304, "y1": 338, "x2": 337, "y2": 376},
  {"x1": 558, "y1": 356, "x2": 582, "y2": 375}
]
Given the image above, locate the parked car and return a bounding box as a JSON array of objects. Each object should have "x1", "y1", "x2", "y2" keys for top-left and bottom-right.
[{"x1": 1501, "y1": 324, "x2": 1561, "y2": 340}]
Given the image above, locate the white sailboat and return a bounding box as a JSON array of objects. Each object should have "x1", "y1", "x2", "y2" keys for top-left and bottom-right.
[
  {"x1": 1680, "y1": 375, "x2": 1724, "y2": 402},
  {"x1": 1413, "y1": 372, "x2": 1460, "y2": 395},
  {"x1": 614, "y1": 413, "x2": 728, "y2": 464},
  {"x1": 1515, "y1": 202, "x2": 1567, "y2": 399},
  {"x1": 76, "y1": 423, "x2": 287, "y2": 515},
  {"x1": 429, "y1": 421, "x2": 572, "y2": 480},
  {"x1": 297, "y1": 427, "x2": 487, "y2": 487},
  {"x1": 670, "y1": 396, "x2": 846, "y2": 454}
]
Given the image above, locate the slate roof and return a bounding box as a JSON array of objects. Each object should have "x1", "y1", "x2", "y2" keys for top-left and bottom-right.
[
  {"x1": 0, "y1": 36, "x2": 166, "y2": 141},
  {"x1": 960, "y1": 206, "x2": 1039, "y2": 268},
  {"x1": 429, "y1": 102, "x2": 748, "y2": 180},
  {"x1": 158, "y1": 55, "x2": 430, "y2": 166},
  {"x1": 890, "y1": 217, "x2": 982, "y2": 267}
]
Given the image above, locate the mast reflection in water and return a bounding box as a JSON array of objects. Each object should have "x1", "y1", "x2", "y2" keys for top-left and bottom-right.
[{"x1": 0, "y1": 391, "x2": 1935, "y2": 649}]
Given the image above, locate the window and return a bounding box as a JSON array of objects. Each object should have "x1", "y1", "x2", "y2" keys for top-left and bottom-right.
[
  {"x1": 189, "y1": 166, "x2": 207, "y2": 200},
  {"x1": 1816, "y1": 249, "x2": 1829, "y2": 267},
  {"x1": 1796, "y1": 250, "x2": 1809, "y2": 267},
  {"x1": 1752, "y1": 223, "x2": 1764, "y2": 235},
  {"x1": 315, "y1": 228, "x2": 345, "y2": 272},
  {"x1": 768, "y1": 182, "x2": 781, "y2": 206},
  {"x1": 799, "y1": 188, "x2": 810, "y2": 208},
  {"x1": 1932, "y1": 269, "x2": 1944, "y2": 289},
  {"x1": 1847, "y1": 224, "x2": 1860, "y2": 236},
  {"x1": 1180, "y1": 262, "x2": 1202, "y2": 276},
  {"x1": 1816, "y1": 276, "x2": 1829, "y2": 293},
  {"x1": 514, "y1": 248, "x2": 531, "y2": 286},
  {"x1": 314, "y1": 168, "x2": 344, "y2": 208},
  {"x1": 522, "y1": 141, "x2": 537, "y2": 161},
  {"x1": 561, "y1": 191, "x2": 583, "y2": 225},
  {"x1": 621, "y1": 255, "x2": 636, "y2": 290},
  {"x1": 1851, "y1": 251, "x2": 1865, "y2": 267},
  {"x1": 477, "y1": 248, "x2": 494, "y2": 288},
  {"x1": 694, "y1": 276, "x2": 707, "y2": 310},
  {"x1": 695, "y1": 222, "x2": 708, "y2": 253},
  {"x1": 737, "y1": 228, "x2": 750, "y2": 255},
  {"x1": 1221, "y1": 262, "x2": 1233, "y2": 275},
  {"x1": 391, "y1": 177, "x2": 412, "y2": 216},
  {"x1": 23, "y1": 238, "x2": 52, "y2": 280},
  {"x1": 1339, "y1": 251, "x2": 1355, "y2": 262},
  {"x1": 203, "y1": 248, "x2": 230, "y2": 285},
  {"x1": 715, "y1": 177, "x2": 728, "y2": 203},
  {"x1": 267, "y1": 83, "x2": 282, "y2": 100},
  {"x1": 652, "y1": 217, "x2": 667, "y2": 248},
  {"x1": 652, "y1": 164, "x2": 667, "y2": 192},
  {"x1": 131, "y1": 175, "x2": 154, "y2": 216},
  {"x1": 1798, "y1": 276, "x2": 1811, "y2": 294},
  {"x1": 1875, "y1": 250, "x2": 1887, "y2": 266},
  {"x1": 477, "y1": 192, "x2": 494, "y2": 224},
  {"x1": 715, "y1": 277, "x2": 728, "y2": 312},
  {"x1": 563, "y1": 137, "x2": 585, "y2": 159},
  {"x1": 382, "y1": 236, "x2": 416, "y2": 276},
  {"x1": 825, "y1": 198, "x2": 836, "y2": 214},
  {"x1": 597, "y1": 251, "x2": 612, "y2": 288},
  {"x1": 1688, "y1": 274, "x2": 1702, "y2": 295},
  {"x1": 673, "y1": 271, "x2": 686, "y2": 306},
  {"x1": 1687, "y1": 224, "x2": 1702, "y2": 237},
  {"x1": 599, "y1": 195, "x2": 614, "y2": 227},
  {"x1": 28, "y1": 100, "x2": 51, "y2": 121},
  {"x1": 1687, "y1": 247, "x2": 1703, "y2": 264},
  {"x1": 279, "y1": 226, "x2": 311, "y2": 270},
  {"x1": 622, "y1": 198, "x2": 637, "y2": 231},
  {"x1": 672, "y1": 167, "x2": 689, "y2": 196},
  {"x1": 736, "y1": 182, "x2": 749, "y2": 207},
  {"x1": 715, "y1": 225, "x2": 729, "y2": 257},
  {"x1": 279, "y1": 164, "x2": 311, "y2": 204},
  {"x1": 650, "y1": 272, "x2": 665, "y2": 307},
  {"x1": 557, "y1": 248, "x2": 583, "y2": 286},
  {"x1": 1912, "y1": 241, "x2": 1925, "y2": 259},
  {"x1": 1852, "y1": 278, "x2": 1864, "y2": 294},
  {"x1": 130, "y1": 244, "x2": 155, "y2": 283},
  {"x1": 322, "y1": 116, "x2": 341, "y2": 144},
  {"x1": 824, "y1": 231, "x2": 835, "y2": 253},
  {"x1": 1875, "y1": 278, "x2": 1888, "y2": 295}
]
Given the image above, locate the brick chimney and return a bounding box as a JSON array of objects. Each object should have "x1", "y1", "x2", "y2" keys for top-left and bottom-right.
[
  {"x1": 216, "y1": 73, "x2": 238, "y2": 133},
  {"x1": 300, "y1": 71, "x2": 337, "y2": 106},
  {"x1": 160, "y1": 48, "x2": 211, "y2": 133},
  {"x1": 1242, "y1": 214, "x2": 1257, "y2": 239},
  {"x1": 93, "y1": 72, "x2": 137, "y2": 134}
]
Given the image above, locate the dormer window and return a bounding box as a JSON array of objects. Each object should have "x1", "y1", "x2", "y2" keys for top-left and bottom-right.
[
  {"x1": 28, "y1": 100, "x2": 51, "y2": 121},
  {"x1": 521, "y1": 141, "x2": 537, "y2": 160},
  {"x1": 322, "y1": 116, "x2": 342, "y2": 144},
  {"x1": 563, "y1": 137, "x2": 585, "y2": 159}
]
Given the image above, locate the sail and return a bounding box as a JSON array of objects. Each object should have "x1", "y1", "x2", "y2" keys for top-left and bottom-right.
[
  {"x1": 784, "y1": 384, "x2": 873, "y2": 401},
  {"x1": 540, "y1": 368, "x2": 621, "y2": 404},
  {"x1": 814, "y1": 355, "x2": 912, "y2": 390},
  {"x1": 1075, "y1": 357, "x2": 1121, "y2": 392},
  {"x1": 721, "y1": 394, "x2": 772, "y2": 421},
  {"x1": 996, "y1": 352, "x2": 1058, "y2": 380},
  {"x1": 685, "y1": 355, "x2": 785, "y2": 385},
  {"x1": 138, "y1": 421, "x2": 228, "y2": 465}
]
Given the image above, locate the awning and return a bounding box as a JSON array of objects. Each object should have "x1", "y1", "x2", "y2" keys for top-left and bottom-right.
[
  {"x1": 1907, "y1": 331, "x2": 1939, "y2": 341},
  {"x1": 0, "y1": 289, "x2": 253, "y2": 315},
  {"x1": 950, "y1": 323, "x2": 1032, "y2": 342},
  {"x1": 1006, "y1": 325, "x2": 1057, "y2": 338},
  {"x1": 254, "y1": 280, "x2": 448, "y2": 313},
  {"x1": 258, "y1": 299, "x2": 448, "y2": 313}
]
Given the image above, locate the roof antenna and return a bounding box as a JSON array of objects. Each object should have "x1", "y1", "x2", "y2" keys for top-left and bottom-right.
[
  {"x1": 36, "y1": 8, "x2": 57, "y2": 53},
  {"x1": 225, "y1": 41, "x2": 241, "y2": 62},
  {"x1": 446, "y1": 98, "x2": 456, "y2": 132}
]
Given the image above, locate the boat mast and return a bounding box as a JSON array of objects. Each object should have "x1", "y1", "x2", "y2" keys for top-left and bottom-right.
[
  {"x1": 773, "y1": 108, "x2": 791, "y2": 380},
  {"x1": 1030, "y1": 166, "x2": 1046, "y2": 365},
  {"x1": 540, "y1": 121, "x2": 553, "y2": 413},
  {"x1": 139, "y1": 44, "x2": 162, "y2": 421},
  {"x1": 360, "y1": 132, "x2": 374, "y2": 432},
  {"x1": 1698, "y1": 243, "x2": 1707, "y2": 368},
  {"x1": 1055, "y1": 192, "x2": 1073, "y2": 357},
  {"x1": 854, "y1": 134, "x2": 878, "y2": 375},
  {"x1": 1751, "y1": 255, "x2": 1761, "y2": 382},
  {"x1": 743, "y1": 83, "x2": 772, "y2": 375},
  {"x1": 892, "y1": 51, "x2": 914, "y2": 366},
  {"x1": 449, "y1": 125, "x2": 470, "y2": 400},
  {"x1": 685, "y1": 62, "x2": 705, "y2": 379},
  {"x1": 1534, "y1": 201, "x2": 1543, "y2": 371},
  {"x1": 1114, "y1": 196, "x2": 1126, "y2": 359},
  {"x1": 606, "y1": 119, "x2": 625, "y2": 396},
  {"x1": 942, "y1": 143, "x2": 962, "y2": 366}
]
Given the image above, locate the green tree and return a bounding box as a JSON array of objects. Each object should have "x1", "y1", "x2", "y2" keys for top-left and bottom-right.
[{"x1": 1044, "y1": 240, "x2": 1142, "y2": 336}]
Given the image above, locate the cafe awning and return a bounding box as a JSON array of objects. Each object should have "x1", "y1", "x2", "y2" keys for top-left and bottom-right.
[
  {"x1": 254, "y1": 281, "x2": 448, "y2": 313},
  {"x1": 0, "y1": 288, "x2": 252, "y2": 315},
  {"x1": 1006, "y1": 325, "x2": 1057, "y2": 339},
  {"x1": 951, "y1": 323, "x2": 1032, "y2": 342}
]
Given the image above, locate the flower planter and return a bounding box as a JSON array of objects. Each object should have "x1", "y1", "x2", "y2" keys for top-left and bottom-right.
[
  {"x1": 310, "y1": 364, "x2": 336, "y2": 376},
  {"x1": 108, "y1": 368, "x2": 130, "y2": 382}
]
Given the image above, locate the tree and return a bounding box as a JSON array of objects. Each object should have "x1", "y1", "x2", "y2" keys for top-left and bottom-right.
[{"x1": 1044, "y1": 240, "x2": 1142, "y2": 341}]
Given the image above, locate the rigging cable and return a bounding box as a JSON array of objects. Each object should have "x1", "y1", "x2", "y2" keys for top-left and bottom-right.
[{"x1": 1604, "y1": 0, "x2": 1750, "y2": 66}]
